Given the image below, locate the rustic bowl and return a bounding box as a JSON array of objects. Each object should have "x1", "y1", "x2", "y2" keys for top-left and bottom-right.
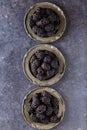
[
  {"x1": 22, "y1": 44, "x2": 65, "y2": 86},
  {"x1": 24, "y1": 2, "x2": 66, "y2": 43},
  {"x1": 22, "y1": 87, "x2": 65, "y2": 130}
]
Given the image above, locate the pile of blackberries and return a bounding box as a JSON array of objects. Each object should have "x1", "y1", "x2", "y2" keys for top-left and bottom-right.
[
  {"x1": 28, "y1": 91, "x2": 59, "y2": 124},
  {"x1": 29, "y1": 50, "x2": 59, "y2": 80},
  {"x1": 29, "y1": 7, "x2": 60, "y2": 37}
]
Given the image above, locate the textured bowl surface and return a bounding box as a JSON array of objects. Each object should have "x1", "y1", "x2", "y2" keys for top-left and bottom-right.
[
  {"x1": 24, "y1": 2, "x2": 66, "y2": 43},
  {"x1": 22, "y1": 87, "x2": 65, "y2": 130},
  {"x1": 22, "y1": 44, "x2": 65, "y2": 86}
]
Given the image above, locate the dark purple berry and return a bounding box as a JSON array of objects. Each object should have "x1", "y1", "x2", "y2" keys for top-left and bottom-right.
[
  {"x1": 32, "y1": 26, "x2": 38, "y2": 34},
  {"x1": 47, "y1": 69, "x2": 56, "y2": 78},
  {"x1": 46, "y1": 105, "x2": 53, "y2": 116},
  {"x1": 50, "y1": 115, "x2": 58, "y2": 123},
  {"x1": 32, "y1": 96, "x2": 40, "y2": 109},
  {"x1": 29, "y1": 16, "x2": 35, "y2": 28},
  {"x1": 30, "y1": 55, "x2": 36, "y2": 63},
  {"x1": 36, "y1": 74, "x2": 45, "y2": 81},
  {"x1": 48, "y1": 13, "x2": 59, "y2": 22},
  {"x1": 35, "y1": 50, "x2": 45, "y2": 60},
  {"x1": 30, "y1": 113, "x2": 38, "y2": 122},
  {"x1": 45, "y1": 24, "x2": 54, "y2": 32},
  {"x1": 36, "y1": 113, "x2": 45, "y2": 120},
  {"x1": 33, "y1": 12, "x2": 41, "y2": 22},
  {"x1": 44, "y1": 55, "x2": 51, "y2": 63},
  {"x1": 46, "y1": 8, "x2": 55, "y2": 15},
  {"x1": 36, "y1": 28, "x2": 46, "y2": 37},
  {"x1": 47, "y1": 31, "x2": 56, "y2": 36},
  {"x1": 41, "y1": 91, "x2": 51, "y2": 98},
  {"x1": 36, "y1": 105, "x2": 46, "y2": 114},
  {"x1": 51, "y1": 59, "x2": 59, "y2": 69},
  {"x1": 37, "y1": 67, "x2": 44, "y2": 75},
  {"x1": 51, "y1": 96, "x2": 59, "y2": 108},
  {"x1": 41, "y1": 96, "x2": 50, "y2": 105},
  {"x1": 42, "y1": 62, "x2": 51, "y2": 70},
  {"x1": 40, "y1": 118, "x2": 49, "y2": 124},
  {"x1": 53, "y1": 107, "x2": 58, "y2": 115},
  {"x1": 28, "y1": 102, "x2": 34, "y2": 114},
  {"x1": 36, "y1": 18, "x2": 49, "y2": 27},
  {"x1": 32, "y1": 59, "x2": 41, "y2": 68}
]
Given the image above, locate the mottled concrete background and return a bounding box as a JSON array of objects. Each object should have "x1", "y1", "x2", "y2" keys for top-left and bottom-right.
[{"x1": 0, "y1": 0, "x2": 87, "y2": 130}]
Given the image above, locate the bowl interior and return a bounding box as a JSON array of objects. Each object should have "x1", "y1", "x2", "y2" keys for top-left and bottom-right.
[
  {"x1": 23, "y1": 44, "x2": 65, "y2": 86},
  {"x1": 24, "y1": 2, "x2": 66, "y2": 43},
  {"x1": 22, "y1": 87, "x2": 65, "y2": 130}
]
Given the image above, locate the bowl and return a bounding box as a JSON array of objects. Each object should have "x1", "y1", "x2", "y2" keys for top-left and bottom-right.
[
  {"x1": 22, "y1": 87, "x2": 65, "y2": 130},
  {"x1": 24, "y1": 2, "x2": 66, "y2": 43},
  {"x1": 22, "y1": 44, "x2": 65, "y2": 86}
]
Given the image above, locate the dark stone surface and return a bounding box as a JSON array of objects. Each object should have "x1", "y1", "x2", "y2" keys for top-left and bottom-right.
[{"x1": 0, "y1": 0, "x2": 87, "y2": 130}]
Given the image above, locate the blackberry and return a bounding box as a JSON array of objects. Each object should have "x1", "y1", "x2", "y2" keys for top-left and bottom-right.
[
  {"x1": 42, "y1": 62, "x2": 51, "y2": 71},
  {"x1": 32, "y1": 26, "x2": 38, "y2": 34},
  {"x1": 37, "y1": 67, "x2": 44, "y2": 75},
  {"x1": 48, "y1": 13, "x2": 58, "y2": 22},
  {"x1": 28, "y1": 102, "x2": 34, "y2": 114},
  {"x1": 36, "y1": 74, "x2": 45, "y2": 81},
  {"x1": 50, "y1": 115, "x2": 58, "y2": 123},
  {"x1": 46, "y1": 105, "x2": 53, "y2": 116},
  {"x1": 53, "y1": 107, "x2": 58, "y2": 115},
  {"x1": 36, "y1": 28, "x2": 46, "y2": 37},
  {"x1": 29, "y1": 16, "x2": 35, "y2": 28},
  {"x1": 30, "y1": 54, "x2": 36, "y2": 63},
  {"x1": 33, "y1": 12, "x2": 41, "y2": 22},
  {"x1": 35, "y1": 50, "x2": 45, "y2": 60},
  {"x1": 51, "y1": 96, "x2": 59, "y2": 108},
  {"x1": 46, "y1": 8, "x2": 55, "y2": 15},
  {"x1": 44, "y1": 55, "x2": 51, "y2": 63},
  {"x1": 36, "y1": 105, "x2": 46, "y2": 114},
  {"x1": 51, "y1": 59, "x2": 59, "y2": 69},
  {"x1": 32, "y1": 96, "x2": 40, "y2": 109},
  {"x1": 30, "y1": 113, "x2": 38, "y2": 122},
  {"x1": 40, "y1": 118, "x2": 49, "y2": 124},
  {"x1": 41, "y1": 96, "x2": 50, "y2": 105},
  {"x1": 47, "y1": 69, "x2": 56, "y2": 78},
  {"x1": 41, "y1": 91, "x2": 52, "y2": 98},
  {"x1": 47, "y1": 31, "x2": 55, "y2": 37},
  {"x1": 45, "y1": 24, "x2": 54, "y2": 32},
  {"x1": 36, "y1": 113, "x2": 45, "y2": 120},
  {"x1": 32, "y1": 59, "x2": 41, "y2": 68},
  {"x1": 36, "y1": 18, "x2": 49, "y2": 27},
  {"x1": 30, "y1": 64, "x2": 37, "y2": 76}
]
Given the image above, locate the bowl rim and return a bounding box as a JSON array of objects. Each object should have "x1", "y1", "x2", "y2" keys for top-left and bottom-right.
[
  {"x1": 24, "y1": 2, "x2": 66, "y2": 43},
  {"x1": 22, "y1": 44, "x2": 66, "y2": 86},
  {"x1": 22, "y1": 87, "x2": 65, "y2": 130}
]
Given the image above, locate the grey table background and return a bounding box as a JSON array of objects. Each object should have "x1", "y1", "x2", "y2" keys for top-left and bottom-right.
[{"x1": 0, "y1": 0, "x2": 87, "y2": 130}]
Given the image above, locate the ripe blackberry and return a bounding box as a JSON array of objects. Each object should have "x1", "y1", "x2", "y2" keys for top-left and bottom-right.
[
  {"x1": 41, "y1": 96, "x2": 50, "y2": 105},
  {"x1": 49, "y1": 13, "x2": 59, "y2": 22},
  {"x1": 41, "y1": 91, "x2": 52, "y2": 98},
  {"x1": 32, "y1": 96, "x2": 40, "y2": 109},
  {"x1": 47, "y1": 31, "x2": 55, "y2": 37},
  {"x1": 36, "y1": 27, "x2": 46, "y2": 37},
  {"x1": 35, "y1": 50, "x2": 45, "y2": 60},
  {"x1": 36, "y1": 105, "x2": 46, "y2": 114},
  {"x1": 36, "y1": 74, "x2": 45, "y2": 81},
  {"x1": 47, "y1": 69, "x2": 56, "y2": 78},
  {"x1": 46, "y1": 105, "x2": 53, "y2": 116},
  {"x1": 50, "y1": 115, "x2": 58, "y2": 123},
  {"x1": 36, "y1": 113, "x2": 45, "y2": 120},
  {"x1": 28, "y1": 102, "x2": 34, "y2": 114},
  {"x1": 30, "y1": 54, "x2": 36, "y2": 63},
  {"x1": 46, "y1": 8, "x2": 55, "y2": 15},
  {"x1": 32, "y1": 26, "x2": 38, "y2": 34},
  {"x1": 45, "y1": 24, "x2": 54, "y2": 32},
  {"x1": 32, "y1": 59, "x2": 41, "y2": 68},
  {"x1": 51, "y1": 59, "x2": 59, "y2": 69},
  {"x1": 30, "y1": 113, "x2": 38, "y2": 122},
  {"x1": 36, "y1": 18, "x2": 49, "y2": 27},
  {"x1": 40, "y1": 118, "x2": 49, "y2": 124},
  {"x1": 44, "y1": 55, "x2": 51, "y2": 63},
  {"x1": 37, "y1": 67, "x2": 44, "y2": 75},
  {"x1": 53, "y1": 107, "x2": 58, "y2": 115},
  {"x1": 51, "y1": 96, "x2": 59, "y2": 108},
  {"x1": 42, "y1": 62, "x2": 51, "y2": 71},
  {"x1": 30, "y1": 64, "x2": 37, "y2": 76},
  {"x1": 29, "y1": 16, "x2": 35, "y2": 28},
  {"x1": 33, "y1": 12, "x2": 41, "y2": 22}
]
